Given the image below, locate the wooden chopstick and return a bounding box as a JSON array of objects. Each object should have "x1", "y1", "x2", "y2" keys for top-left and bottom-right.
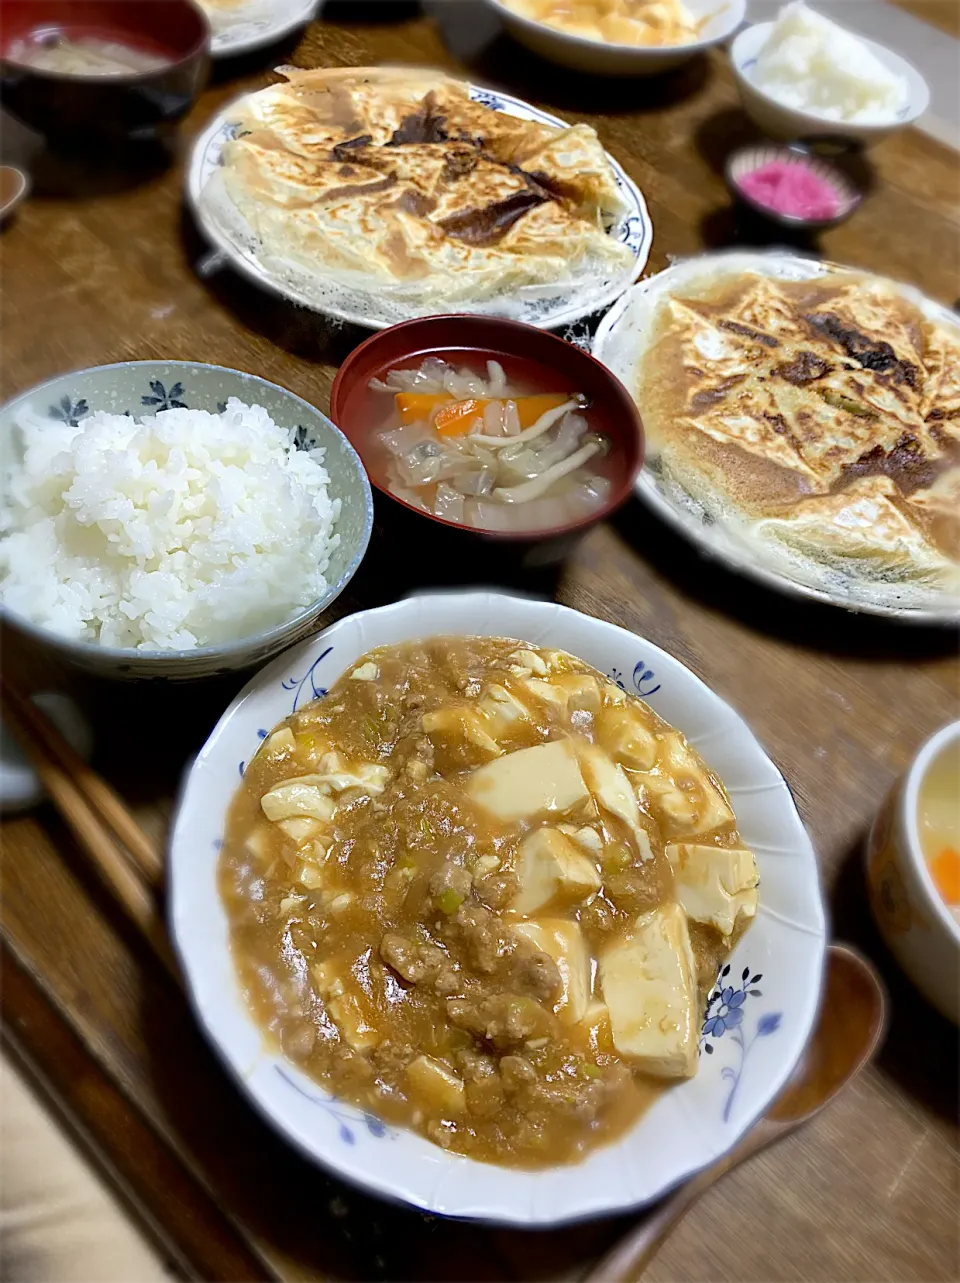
[
  {"x1": 0, "y1": 677, "x2": 164, "y2": 887},
  {"x1": 0, "y1": 680, "x2": 178, "y2": 980}
]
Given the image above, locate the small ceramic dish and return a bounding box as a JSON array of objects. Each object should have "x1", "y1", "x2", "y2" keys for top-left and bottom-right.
[
  {"x1": 170, "y1": 590, "x2": 826, "y2": 1223},
  {"x1": 0, "y1": 360, "x2": 373, "y2": 682},
  {"x1": 486, "y1": 0, "x2": 746, "y2": 76},
  {"x1": 329, "y1": 314, "x2": 644, "y2": 541},
  {"x1": 730, "y1": 21, "x2": 929, "y2": 147},
  {"x1": 866, "y1": 720, "x2": 960, "y2": 1024},
  {"x1": 725, "y1": 142, "x2": 862, "y2": 231},
  {"x1": 0, "y1": 0, "x2": 209, "y2": 144}
]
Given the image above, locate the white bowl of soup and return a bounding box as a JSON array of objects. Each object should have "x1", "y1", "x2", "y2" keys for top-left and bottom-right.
[
  {"x1": 866, "y1": 720, "x2": 960, "y2": 1024},
  {"x1": 486, "y1": 0, "x2": 747, "y2": 76},
  {"x1": 170, "y1": 591, "x2": 826, "y2": 1221}
]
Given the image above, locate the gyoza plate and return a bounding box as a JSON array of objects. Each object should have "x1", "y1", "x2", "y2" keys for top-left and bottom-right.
[
  {"x1": 186, "y1": 83, "x2": 652, "y2": 331},
  {"x1": 204, "y1": 0, "x2": 320, "y2": 58},
  {"x1": 170, "y1": 591, "x2": 825, "y2": 1225},
  {"x1": 594, "y1": 250, "x2": 960, "y2": 625}
]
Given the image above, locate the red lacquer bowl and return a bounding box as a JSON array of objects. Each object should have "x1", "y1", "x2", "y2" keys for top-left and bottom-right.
[
  {"x1": 329, "y1": 315, "x2": 644, "y2": 542},
  {"x1": 0, "y1": 0, "x2": 209, "y2": 143}
]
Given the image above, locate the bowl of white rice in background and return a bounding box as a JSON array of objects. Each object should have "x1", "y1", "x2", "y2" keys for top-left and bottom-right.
[
  {"x1": 731, "y1": 2, "x2": 929, "y2": 146},
  {"x1": 0, "y1": 361, "x2": 373, "y2": 681}
]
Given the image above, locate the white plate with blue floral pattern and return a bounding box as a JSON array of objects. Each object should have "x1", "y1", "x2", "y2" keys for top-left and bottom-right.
[
  {"x1": 169, "y1": 591, "x2": 826, "y2": 1224},
  {"x1": 186, "y1": 83, "x2": 652, "y2": 332}
]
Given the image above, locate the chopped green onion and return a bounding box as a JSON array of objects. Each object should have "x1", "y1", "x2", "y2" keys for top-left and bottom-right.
[{"x1": 437, "y1": 888, "x2": 465, "y2": 915}]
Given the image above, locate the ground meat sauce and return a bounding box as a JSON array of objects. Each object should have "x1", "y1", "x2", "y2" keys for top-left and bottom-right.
[{"x1": 219, "y1": 637, "x2": 758, "y2": 1167}]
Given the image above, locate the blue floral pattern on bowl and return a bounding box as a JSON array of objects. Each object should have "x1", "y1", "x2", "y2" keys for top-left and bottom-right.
[
  {"x1": 701, "y1": 964, "x2": 782, "y2": 1123},
  {"x1": 50, "y1": 395, "x2": 89, "y2": 427},
  {"x1": 277, "y1": 1068, "x2": 392, "y2": 1144},
  {"x1": 608, "y1": 659, "x2": 661, "y2": 698},
  {"x1": 238, "y1": 646, "x2": 336, "y2": 775},
  {"x1": 142, "y1": 379, "x2": 187, "y2": 411}
]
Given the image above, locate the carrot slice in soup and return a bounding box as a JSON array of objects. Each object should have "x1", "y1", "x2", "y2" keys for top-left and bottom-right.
[
  {"x1": 514, "y1": 393, "x2": 571, "y2": 428},
  {"x1": 396, "y1": 391, "x2": 574, "y2": 436},
  {"x1": 929, "y1": 846, "x2": 960, "y2": 903},
  {"x1": 433, "y1": 398, "x2": 489, "y2": 436},
  {"x1": 394, "y1": 393, "x2": 452, "y2": 424}
]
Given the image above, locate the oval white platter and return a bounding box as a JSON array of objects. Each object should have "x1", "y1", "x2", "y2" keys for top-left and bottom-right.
[
  {"x1": 170, "y1": 590, "x2": 825, "y2": 1225},
  {"x1": 186, "y1": 83, "x2": 652, "y2": 331},
  {"x1": 204, "y1": 0, "x2": 320, "y2": 59},
  {"x1": 594, "y1": 249, "x2": 960, "y2": 625}
]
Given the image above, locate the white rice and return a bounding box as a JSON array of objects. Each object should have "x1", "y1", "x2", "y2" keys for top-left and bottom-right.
[
  {"x1": 751, "y1": 2, "x2": 908, "y2": 124},
  {"x1": 0, "y1": 398, "x2": 342, "y2": 651}
]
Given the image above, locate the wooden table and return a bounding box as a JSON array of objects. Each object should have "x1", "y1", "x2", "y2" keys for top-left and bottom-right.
[{"x1": 1, "y1": 5, "x2": 958, "y2": 1280}]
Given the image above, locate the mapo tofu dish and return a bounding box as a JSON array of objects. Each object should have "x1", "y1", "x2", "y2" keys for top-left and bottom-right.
[{"x1": 220, "y1": 638, "x2": 759, "y2": 1167}]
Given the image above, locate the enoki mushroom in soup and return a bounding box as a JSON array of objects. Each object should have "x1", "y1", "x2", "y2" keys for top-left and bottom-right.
[{"x1": 369, "y1": 358, "x2": 613, "y2": 531}]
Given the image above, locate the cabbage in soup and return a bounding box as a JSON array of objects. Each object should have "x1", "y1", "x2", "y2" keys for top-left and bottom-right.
[
  {"x1": 6, "y1": 30, "x2": 170, "y2": 77},
  {"x1": 368, "y1": 357, "x2": 613, "y2": 532}
]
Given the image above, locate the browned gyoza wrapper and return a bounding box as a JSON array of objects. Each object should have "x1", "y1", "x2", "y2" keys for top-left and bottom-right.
[
  {"x1": 205, "y1": 67, "x2": 635, "y2": 322},
  {"x1": 637, "y1": 269, "x2": 960, "y2": 592}
]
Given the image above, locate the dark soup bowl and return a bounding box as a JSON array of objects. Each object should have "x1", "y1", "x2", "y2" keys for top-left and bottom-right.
[
  {"x1": 0, "y1": 0, "x2": 209, "y2": 144},
  {"x1": 330, "y1": 315, "x2": 644, "y2": 548}
]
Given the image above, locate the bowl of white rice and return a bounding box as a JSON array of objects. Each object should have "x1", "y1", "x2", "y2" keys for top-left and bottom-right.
[
  {"x1": 0, "y1": 361, "x2": 373, "y2": 680},
  {"x1": 731, "y1": 3, "x2": 929, "y2": 146}
]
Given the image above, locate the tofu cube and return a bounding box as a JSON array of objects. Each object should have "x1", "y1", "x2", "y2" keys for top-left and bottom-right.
[
  {"x1": 599, "y1": 903, "x2": 698, "y2": 1078},
  {"x1": 424, "y1": 706, "x2": 502, "y2": 765},
  {"x1": 512, "y1": 827, "x2": 601, "y2": 914},
  {"x1": 406, "y1": 1055, "x2": 466, "y2": 1115},
  {"x1": 478, "y1": 683, "x2": 530, "y2": 736},
  {"x1": 666, "y1": 843, "x2": 759, "y2": 937},
  {"x1": 522, "y1": 675, "x2": 600, "y2": 716},
  {"x1": 513, "y1": 919, "x2": 592, "y2": 1024},
  {"x1": 276, "y1": 817, "x2": 323, "y2": 846},
  {"x1": 556, "y1": 674, "x2": 601, "y2": 715},
  {"x1": 244, "y1": 826, "x2": 271, "y2": 859},
  {"x1": 260, "y1": 727, "x2": 295, "y2": 758},
  {"x1": 577, "y1": 743, "x2": 652, "y2": 859},
  {"x1": 654, "y1": 734, "x2": 735, "y2": 836},
  {"x1": 261, "y1": 779, "x2": 337, "y2": 823},
  {"x1": 596, "y1": 706, "x2": 658, "y2": 771},
  {"x1": 312, "y1": 962, "x2": 378, "y2": 1052},
  {"x1": 645, "y1": 775, "x2": 735, "y2": 838},
  {"x1": 509, "y1": 648, "x2": 549, "y2": 675},
  {"x1": 521, "y1": 678, "x2": 568, "y2": 709},
  {"x1": 467, "y1": 739, "x2": 588, "y2": 822},
  {"x1": 327, "y1": 993, "x2": 379, "y2": 1052}
]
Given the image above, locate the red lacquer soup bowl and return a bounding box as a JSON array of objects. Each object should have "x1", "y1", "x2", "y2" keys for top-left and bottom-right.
[{"x1": 329, "y1": 315, "x2": 644, "y2": 542}]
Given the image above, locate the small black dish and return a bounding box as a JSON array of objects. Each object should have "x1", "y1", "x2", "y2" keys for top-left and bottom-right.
[
  {"x1": 725, "y1": 140, "x2": 863, "y2": 233},
  {"x1": 0, "y1": 0, "x2": 209, "y2": 147}
]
